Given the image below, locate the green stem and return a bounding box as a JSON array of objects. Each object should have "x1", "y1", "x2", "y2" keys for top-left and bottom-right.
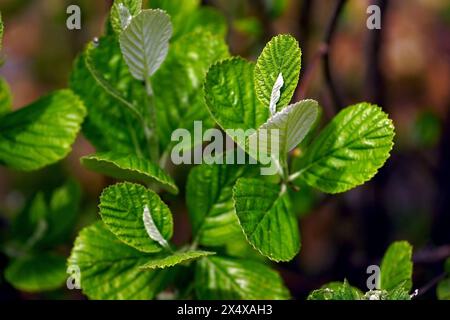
[{"x1": 144, "y1": 79, "x2": 160, "y2": 163}]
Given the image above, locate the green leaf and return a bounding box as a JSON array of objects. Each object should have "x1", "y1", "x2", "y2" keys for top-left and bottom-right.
[
  {"x1": 186, "y1": 163, "x2": 258, "y2": 246},
  {"x1": 248, "y1": 99, "x2": 320, "y2": 158},
  {"x1": 68, "y1": 222, "x2": 171, "y2": 300},
  {"x1": 99, "y1": 182, "x2": 173, "y2": 253},
  {"x1": 10, "y1": 192, "x2": 47, "y2": 245},
  {"x1": 70, "y1": 36, "x2": 149, "y2": 156},
  {"x1": 0, "y1": 77, "x2": 11, "y2": 116},
  {"x1": 380, "y1": 241, "x2": 413, "y2": 292},
  {"x1": 362, "y1": 287, "x2": 411, "y2": 300},
  {"x1": 40, "y1": 179, "x2": 81, "y2": 245},
  {"x1": 119, "y1": 9, "x2": 172, "y2": 81},
  {"x1": 437, "y1": 277, "x2": 450, "y2": 300},
  {"x1": 150, "y1": 0, "x2": 227, "y2": 40},
  {"x1": 195, "y1": 256, "x2": 290, "y2": 299},
  {"x1": 153, "y1": 31, "x2": 229, "y2": 152},
  {"x1": 10, "y1": 180, "x2": 80, "y2": 247},
  {"x1": 0, "y1": 89, "x2": 86, "y2": 171},
  {"x1": 149, "y1": 0, "x2": 199, "y2": 18},
  {"x1": 180, "y1": 7, "x2": 227, "y2": 39},
  {"x1": 149, "y1": 0, "x2": 227, "y2": 40},
  {"x1": 308, "y1": 280, "x2": 362, "y2": 300},
  {"x1": 233, "y1": 178, "x2": 300, "y2": 261},
  {"x1": 139, "y1": 250, "x2": 214, "y2": 270},
  {"x1": 293, "y1": 102, "x2": 395, "y2": 194},
  {"x1": 5, "y1": 253, "x2": 66, "y2": 292},
  {"x1": 254, "y1": 35, "x2": 301, "y2": 112},
  {"x1": 385, "y1": 286, "x2": 411, "y2": 300},
  {"x1": 110, "y1": 0, "x2": 142, "y2": 34},
  {"x1": 204, "y1": 57, "x2": 269, "y2": 132},
  {"x1": 81, "y1": 152, "x2": 178, "y2": 194}
]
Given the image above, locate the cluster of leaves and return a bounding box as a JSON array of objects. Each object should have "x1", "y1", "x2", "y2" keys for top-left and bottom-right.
[
  {"x1": 3, "y1": 181, "x2": 81, "y2": 292},
  {"x1": 308, "y1": 241, "x2": 414, "y2": 300},
  {"x1": 61, "y1": 0, "x2": 288, "y2": 300},
  {"x1": 0, "y1": 0, "x2": 398, "y2": 300},
  {"x1": 0, "y1": 10, "x2": 86, "y2": 293}
]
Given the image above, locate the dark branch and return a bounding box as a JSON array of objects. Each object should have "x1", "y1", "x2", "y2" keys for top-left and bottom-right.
[
  {"x1": 322, "y1": 0, "x2": 347, "y2": 111},
  {"x1": 365, "y1": 0, "x2": 390, "y2": 107}
]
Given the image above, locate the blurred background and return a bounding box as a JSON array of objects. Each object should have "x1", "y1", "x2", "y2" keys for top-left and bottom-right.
[{"x1": 0, "y1": 0, "x2": 450, "y2": 299}]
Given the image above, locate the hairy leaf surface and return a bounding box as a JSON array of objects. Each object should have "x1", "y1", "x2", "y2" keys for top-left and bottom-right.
[
  {"x1": 195, "y1": 256, "x2": 290, "y2": 299},
  {"x1": 293, "y1": 103, "x2": 395, "y2": 193},
  {"x1": 99, "y1": 182, "x2": 173, "y2": 253},
  {"x1": 119, "y1": 9, "x2": 172, "y2": 81},
  {"x1": 68, "y1": 222, "x2": 171, "y2": 299},
  {"x1": 254, "y1": 35, "x2": 301, "y2": 111},
  {"x1": 0, "y1": 90, "x2": 86, "y2": 171},
  {"x1": 233, "y1": 178, "x2": 300, "y2": 261}
]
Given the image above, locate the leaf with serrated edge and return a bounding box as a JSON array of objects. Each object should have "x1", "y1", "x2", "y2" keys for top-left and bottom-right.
[
  {"x1": 81, "y1": 152, "x2": 178, "y2": 194},
  {"x1": 254, "y1": 34, "x2": 301, "y2": 112},
  {"x1": 119, "y1": 9, "x2": 172, "y2": 81},
  {"x1": 380, "y1": 241, "x2": 413, "y2": 292},
  {"x1": 154, "y1": 31, "x2": 229, "y2": 152},
  {"x1": 70, "y1": 36, "x2": 149, "y2": 155},
  {"x1": 0, "y1": 90, "x2": 86, "y2": 171},
  {"x1": 293, "y1": 102, "x2": 395, "y2": 194},
  {"x1": 110, "y1": 0, "x2": 142, "y2": 34},
  {"x1": 68, "y1": 222, "x2": 171, "y2": 300},
  {"x1": 248, "y1": 99, "x2": 319, "y2": 159},
  {"x1": 233, "y1": 178, "x2": 300, "y2": 261},
  {"x1": 195, "y1": 256, "x2": 290, "y2": 299},
  {"x1": 307, "y1": 280, "x2": 362, "y2": 300},
  {"x1": 99, "y1": 182, "x2": 173, "y2": 253},
  {"x1": 139, "y1": 250, "x2": 214, "y2": 269},
  {"x1": 204, "y1": 57, "x2": 269, "y2": 132},
  {"x1": 186, "y1": 163, "x2": 258, "y2": 246}
]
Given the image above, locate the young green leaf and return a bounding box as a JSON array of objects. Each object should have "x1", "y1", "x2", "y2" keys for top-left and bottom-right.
[
  {"x1": 186, "y1": 163, "x2": 258, "y2": 246},
  {"x1": 139, "y1": 250, "x2": 214, "y2": 270},
  {"x1": 204, "y1": 57, "x2": 269, "y2": 132},
  {"x1": 99, "y1": 182, "x2": 173, "y2": 253},
  {"x1": 233, "y1": 178, "x2": 300, "y2": 261},
  {"x1": 179, "y1": 7, "x2": 227, "y2": 39},
  {"x1": 307, "y1": 280, "x2": 362, "y2": 300},
  {"x1": 0, "y1": 77, "x2": 11, "y2": 116},
  {"x1": 5, "y1": 253, "x2": 66, "y2": 292},
  {"x1": 70, "y1": 36, "x2": 149, "y2": 156},
  {"x1": 119, "y1": 9, "x2": 172, "y2": 82},
  {"x1": 437, "y1": 277, "x2": 450, "y2": 300},
  {"x1": 110, "y1": 0, "x2": 142, "y2": 34},
  {"x1": 254, "y1": 35, "x2": 301, "y2": 112},
  {"x1": 0, "y1": 90, "x2": 86, "y2": 171},
  {"x1": 143, "y1": 205, "x2": 170, "y2": 250},
  {"x1": 68, "y1": 222, "x2": 171, "y2": 300},
  {"x1": 40, "y1": 180, "x2": 81, "y2": 246},
  {"x1": 81, "y1": 152, "x2": 178, "y2": 194},
  {"x1": 153, "y1": 31, "x2": 229, "y2": 152},
  {"x1": 195, "y1": 256, "x2": 290, "y2": 299},
  {"x1": 380, "y1": 241, "x2": 413, "y2": 292},
  {"x1": 248, "y1": 99, "x2": 320, "y2": 158},
  {"x1": 292, "y1": 102, "x2": 395, "y2": 194},
  {"x1": 149, "y1": 0, "x2": 226, "y2": 40}
]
